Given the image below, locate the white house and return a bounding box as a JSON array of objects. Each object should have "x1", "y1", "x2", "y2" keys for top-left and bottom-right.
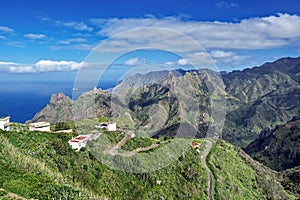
[
  {"x1": 29, "y1": 121, "x2": 51, "y2": 132},
  {"x1": 0, "y1": 116, "x2": 10, "y2": 131},
  {"x1": 68, "y1": 134, "x2": 94, "y2": 151},
  {"x1": 95, "y1": 122, "x2": 117, "y2": 131}
]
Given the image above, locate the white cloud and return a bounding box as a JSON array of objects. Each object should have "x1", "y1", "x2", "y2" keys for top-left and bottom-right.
[
  {"x1": 24, "y1": 33, "x2": 47, "y2": 40},
  {"x1": 0, "y1": 25, "x2": 14, "y2": 33},
  {"x1": 183, "y1": 51, "x2": 217, "y2": 68},
  {"x1": 0, "y1": 61, "x2": 16, "y2": 65},
  {"x1": 163, "y1": 52, "x2": 214, "y2": 68},
  {"x1": 124, "y1": 57, "x2": 146, "y2": 66},
  {"x1": 164, "y1": 50, "x2": 249, "y2": 69},
  {"x1": 58, "y1": 38, "x2": 87, "y2": 44},
  {"x1": 50, "y1": 43, "x2": 95, "y2": 51},
  {"x1": 41, "y1": 17, "x2": 93, "y2": 32},
  {"x1": 209, "y1": 50, "x2": 249, "y2": 67},
  {"x1": 0, "y1": 35, "x2": 5, "y2": 39},
  {"x1": 215, "y1": 1, "x2": 238, "y2": 9},
  {"x1": 63, "y1": 21, "x2": 93, "y2": 32},
  {"x1": 210, "y1": 50, "x2": 234, "y2": 58},
  {"x1": 9, "y1": 66, "x2": 36, "y2": 73},
  {"x1": 177, "y1": 59, "x2": 189, "y2": 66},
  {"x1": 35, "y1": 60, "x2": 84, "y2": 72},
  {"x1": 0, "y1": 60, "x2": 86, "y2": 73},
  {"x1": 91, "y1": 13, "x2": 300, "y2": 50}
]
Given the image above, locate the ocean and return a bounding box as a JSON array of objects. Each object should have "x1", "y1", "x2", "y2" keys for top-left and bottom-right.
[{"x1": 0, "y1": 71, "x2": 117, "y2": 123}]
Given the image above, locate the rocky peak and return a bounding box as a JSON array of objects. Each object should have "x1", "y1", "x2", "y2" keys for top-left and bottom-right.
[{"x1": 50, "y1": 92, "x2": 72, "y2": 105}]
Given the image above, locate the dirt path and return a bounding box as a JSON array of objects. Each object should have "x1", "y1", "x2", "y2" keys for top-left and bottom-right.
[
  {"x1": 201, "y1": 139, "x2": 214, "y2": 200},
  {"x1": 104, "y1": 134, "x2": 132, "y2": 155},
  {"x1": 118, "y1": 143, "x2": 159, "y2": 156},
  {"x1": 104, "y1": 130, "x2": 160, "y2": 156}
]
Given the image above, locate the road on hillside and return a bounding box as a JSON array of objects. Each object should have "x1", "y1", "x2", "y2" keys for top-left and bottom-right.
[
  {"x1": 104, "y1": 130, "x2": 161, "y2": 156},
  {"x1": 104, "y1": 134, "x2": 132, "y2": 155},
  {"x1": 201, "y1": 140, "x2": 214, "y2": 200}
]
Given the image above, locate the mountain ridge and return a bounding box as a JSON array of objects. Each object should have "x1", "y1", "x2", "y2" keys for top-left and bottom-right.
[{"x1": 30, "y1": 56, "x2": 300, "y2": 147}]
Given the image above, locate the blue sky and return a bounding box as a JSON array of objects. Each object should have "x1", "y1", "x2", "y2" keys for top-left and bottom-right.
[{"x1": 1, "y1": 0, "x2": 300, "y2": 73}]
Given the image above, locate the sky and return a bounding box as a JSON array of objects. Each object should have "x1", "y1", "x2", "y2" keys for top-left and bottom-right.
[{"x1": 1, "y1": 0, "x2": 300, "y2": 74}]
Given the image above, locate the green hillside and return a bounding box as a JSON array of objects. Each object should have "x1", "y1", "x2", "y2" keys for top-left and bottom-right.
[
  {"x1": 0, "y1": 129, "x2": 295, "y2": 199},
  {"x1": 207, "y1": 140, "x2": 294, "y2": 199},
  {"x1": 222, "y1": 57, "x2": 300, "y2": 146},
  {"x1": 280, "y1": 166, "x2": 300, "y2": 198},
  {"x1": 244, "y1": 119, "x2": 300, "y2": 171}
]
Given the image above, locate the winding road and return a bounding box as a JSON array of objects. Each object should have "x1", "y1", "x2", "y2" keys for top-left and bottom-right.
[
  {"x1": 104, "y1": 130, "x2": 161, "y2": 156},
  {"x1": 105, "y1": 132, "x2": 215, "y2": 199},
  {"x1": 201, "y1": 139, "x2": 214, "y2": 200}
]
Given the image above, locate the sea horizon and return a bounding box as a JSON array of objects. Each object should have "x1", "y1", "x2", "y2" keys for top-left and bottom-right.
[{"x1": 0, "y1": 71, "x2": 117, "y2": 123}]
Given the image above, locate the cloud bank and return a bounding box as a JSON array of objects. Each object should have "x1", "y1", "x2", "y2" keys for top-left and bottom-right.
[
  {"x1": 0, "y1": 60, "x2": 85, "y2": 73},
  {"x1": 24, "y1": 33, "x2": 47, "y2": 39},
  {"x1": 91, "y1": 13, "x2": 300, "y2": 50},
  {"x1": 0, "y1": 25, "x2": 14, "y2": 33}
]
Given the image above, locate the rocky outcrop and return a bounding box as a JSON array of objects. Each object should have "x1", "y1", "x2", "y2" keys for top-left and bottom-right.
[{"x1": 28, "y1": 89, "x2": 111, "y2": 124}]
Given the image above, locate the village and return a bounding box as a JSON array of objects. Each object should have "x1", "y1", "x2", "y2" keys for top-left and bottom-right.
[
  {"x1": 0, "y1": 115, "x2": 118, "y2": 151},
  {"x1": 1, "y1": 115, "x2": 206, "y2": 155}
]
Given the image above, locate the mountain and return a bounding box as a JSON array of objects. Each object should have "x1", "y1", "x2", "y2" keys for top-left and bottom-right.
[
  {"x1": 28, "y1": 89, "x2": 111, "y2": 124},
  {"x1": 243, "y1": 119, "x2": 300, "y2": 197},
  {"x1": 30, "y1": 56, "x2": 300, "y2": 147},
  {"x1": 0, "y1": 129, "x2": 295, "y2": 199},
  {"x1": 29, "y1": 69, "x2": 220, "y2": 138},
  {"x1": 223, "y1": 85, "x2": 300, "y2": 146},
  {"x1": 244, "y1": 119, "x2": 300, "y2": 171},
  {"x1": 222, "y1": 56, "x2": 300, "y2": 146}
]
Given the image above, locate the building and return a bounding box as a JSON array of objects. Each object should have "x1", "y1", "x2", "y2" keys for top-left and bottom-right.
[
  {"x1": 95, "y1": 122, "x2": 117, "y2": 131},
  {"x1": 29, "y1": 121, "x2": 51, "y2": 132},
  {"x1": 68, "y1": 134, "x2": 94, "y2": 151},
  {"x1": 0, "y1": 116, "x2": 10, "y2": 131},
  {"x1": 55, "y1": 129, "x2": 73, "y2": 133},
  {"x1": 191, "y1": 142, "x2": 201, "y2": 149}
]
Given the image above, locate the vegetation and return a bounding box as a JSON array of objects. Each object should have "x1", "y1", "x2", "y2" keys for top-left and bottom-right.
[
  {"x1": 207, "y1": 140, "x2": 295, "y2": 199},
  {"x1": 223, "y1": 57, "x2": 300, "y2": 146},
  {"x1": 0, "y1": 129, "x2": 295, "y2": 199},
  {"x1": 13, "y1": 56, "x2": 300, "y2": 199},
  {"x1": 52, "y1": 121, "x2": 76, "y2": 131},
  {"x1": 31, "y1": 57, "x2": 300, "y2": 148},
  {"x1": 280, "y1": 166, "x2": 300, "y2": 198},
  {"x1": 0, "y1": 129, "x2": 209, "y2": 199},
  {"x1": 244, "y1": 119, "x2": 300, "y2": 171}
]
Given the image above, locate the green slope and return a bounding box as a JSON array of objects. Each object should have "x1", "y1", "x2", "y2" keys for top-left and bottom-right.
[
  {"x1": 244, "y1": 119, "x2": 300, "y2": 171},
  {"x1": 207, "y1": 140, "x2": 295, "y2": 200},
  {"x1": 280, "y1": 166, "x2": 300, "y2": 198},
  {"x1": 0, "y1": 129, "x2": 295, "y2": 199},
  {"x1": 222, "y1": 57, "x2": 300, "y2": 146}
]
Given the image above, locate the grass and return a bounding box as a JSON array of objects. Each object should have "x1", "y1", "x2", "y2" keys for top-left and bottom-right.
[
  {"x1": 207, "y1": 140, "x2": 295, "y2": 200},
  {"x1": 0, "y1": 129, "x2": 295, "y2": 199},
  {"x1": 0, "y1": 130, "x2": 209, "y2": 199}
]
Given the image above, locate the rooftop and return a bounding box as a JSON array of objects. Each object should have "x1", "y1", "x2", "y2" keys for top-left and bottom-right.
[
  {"x1": 29, "y1": 121, "x2": 51, "y2": 128},
  {"x1": 69, "y1": 134, "x2": 93, "y2": 143},
  {"x1": 0, "y1": 116, "x2": 10, "y2": 120}
]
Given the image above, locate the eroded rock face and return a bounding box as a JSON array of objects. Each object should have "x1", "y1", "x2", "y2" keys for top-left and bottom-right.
[
  {"x1": 28, "y1": 89, "x2": 111, "y2": 123},
  {"x1": 50, "y1": 92, "x2": 69, "y2": 105}
]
